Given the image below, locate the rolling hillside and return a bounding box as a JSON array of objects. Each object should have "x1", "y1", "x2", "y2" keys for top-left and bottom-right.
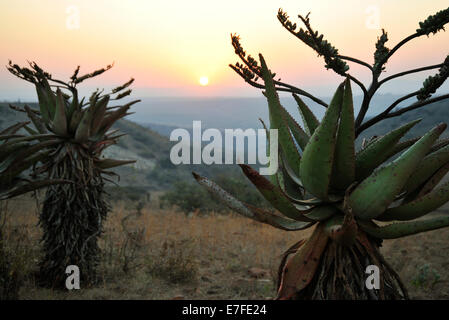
[
  {"x1": 2, "y1": 97, "x2": 449, "y2": 193},
  {"x1": 0, "y1": 102, "x2": 243, "y2": 194}
]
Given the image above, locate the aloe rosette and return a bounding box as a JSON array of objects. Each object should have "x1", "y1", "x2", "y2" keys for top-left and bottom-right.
[
  {"x1": 193, "y1": 53, "x2": 449, "y2": 299},
  {"x1": 7, "y1": 61, "x2": 138, "y2": 288}
]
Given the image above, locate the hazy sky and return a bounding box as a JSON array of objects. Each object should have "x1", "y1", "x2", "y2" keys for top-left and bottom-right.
[{"x1": 0, "y1": 0, "x2": 448, "y2": 100}]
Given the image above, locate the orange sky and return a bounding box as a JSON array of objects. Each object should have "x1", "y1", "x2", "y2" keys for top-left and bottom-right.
[{"x1": 0, "y1": 0, "x2": 448, "y2": 100}]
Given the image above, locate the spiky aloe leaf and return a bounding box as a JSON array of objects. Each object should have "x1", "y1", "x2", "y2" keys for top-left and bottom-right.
[
  {"x1": 68, "y1": 109, "x2": 84, "y2": 134},
  {"x1": 282, "y1": 107, "x2": 310, "y2": 150},
  {"x1": 95, "y1": 158, "x2": 135, "y2": 169},
  {"x1": 402, "y1": 143, "x2": 449, "y2": 195},
  {"x1": 0, "y1": 134, "x2": 22, "y2": 141},
  {"x1": 382, "y1": 137, "x2": 420, "y2": 161},
  {"x1": 0, "y1": 151, "x2": 49, "y2": 186},
  {"x1": 417, "y1": 162, "x2": 449, "y2": 197},
  {"x1": 35, "y1": 84, "x2": 51, "y2": 124},
  {"x1": 377, "y1": 179, "x2": 449, "y2": 221},
  {"x1": 359, "y1": 216, "x2": 449, "y2": 239},
  {"x1": 0, "y1": 142, "x2": 29, "y2": 163},
  {"x1": 0, "y1": 121, "x2": 29, "y2": 135},
  {"x1": 349, "y1": 123, "x2": 446, "y2": 219},
  {"x1": 332, "y1": 78, "x2": 355, "y2": 191},
  {"x1": 35, "y1": 79, "x2": 56, "y2": 124},
  {"x1": 259, "y1": 118, "x2": 283, "y2": 190},
  {"x1": 278, "y1": 152, "x2": 304, "y2": 200},
  {"x1": 259, "y1": 54, "x2": 302, "y2": 176},
  {"x1": 95, "y1": 103, "x2": 134, "y2": 138},
  {"x1": 304, "y1": 205, "x2": 338, "y2": 221},
  {"x1": 239, "y1": 164, "x2": 313, "y2": 222},
  {"x1": 52, "y1": 89, "x2": 68, "y2": 136},
  {"x1": 74, "y1": 104, "x2": 95, "y2": 142},
  {"x1": 292, "y1": 93, "x2": 320, "y2": 136},
  {"x1": 355, "y1": 119, "x2": 421, "y2": 181},
  {"x1": 91, "y1": 96, "x2": 110, "y2": 136},
  {"x1": 0, "y1": 179, "x2": 68, "y2": 200},
  {"x1": 429, "y1": 137, "x2": 449, "y2": 154},
  {"x1": 192, "y1": 172, "x2": 314, "y2": 231},
  {"x1": 24, "y1": 105, "x2": 47, "y2": 134},
  {"x1": 277, "y1": 223, "x2": 329, "y2": 299},
  {"x1": 299, "y1": 82, "x2": 344, "y2": 200}
]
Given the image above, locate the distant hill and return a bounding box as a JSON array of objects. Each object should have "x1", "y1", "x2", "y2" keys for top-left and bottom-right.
[
  {"x1": 127, "y1": 94, "x2": 431, "y2": 131},
  {"x1": 358, "y1": 99, "x2": 449, "y2": 145},
  {"x1": 2, "y1": 96, "x2": 449, "y2": 193},
  {"x1": 0, "y1": 102, "x2": 243, "y2": 192}
]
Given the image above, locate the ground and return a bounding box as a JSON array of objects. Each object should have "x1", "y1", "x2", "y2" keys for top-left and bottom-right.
[{"x1": 1, "y1": 196, "x2": 448, "y2": 300}]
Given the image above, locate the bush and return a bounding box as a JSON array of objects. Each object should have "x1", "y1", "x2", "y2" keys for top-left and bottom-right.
[{"x1": 147, "y1": 239, "x2": 198, "y2": 284}]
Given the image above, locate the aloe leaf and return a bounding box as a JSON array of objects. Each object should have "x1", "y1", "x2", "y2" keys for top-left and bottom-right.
[
  {"x1": 377, "y1": 179, "x2": 449, "y2": 221},
  {"x1": 304, "y1": 205, "x2": 338, "y2": 221},
  {"x1": 22, "y1": 105, "x2": 47, "y2": 134},
  {"x1": 277, "y1": 223, "x2": 328, "y2": 299},
  {"x1": 332, "y1": 78, "x2": 355, "y2": 191},
  {"x1": 74, "y1": 104, "x2": 96, "y2": 142},
  {"x1": 52, "y1": 89, "x2": 68, "y2": 136},
  {"x1": 359, "y1": 216, "x2": 449, "y2": 239},
  {"x1": 403, "y1": 142, "x2": 449, "y2": 195},
  {"x1": 0, "y1": 179, "x2": 69, "y2": 200},
  {"x1": 292, "y1": 93, "x2": 320, "y2": 136},
  {"x1": 91, "y1": 95, "x2": 110, "y2": 136},
  {"x1": 299, "y1": 82, "x2": 344, "y2": 201},
  {"x1": 239, "y1": 164, "x2": 313, "y2": 222},
  {"x1": 417, "y1": 162, "x2": 449, "y2": 197},
  {"x1": 428, "y1": 137, "x2": 449, "y2": 154},
  {"x1": 279, "y1": 153, "x2": 304, "y2": 200},
  {"x1": 383, "y1": 137, "x2": 420, "y2": 161},
  {"x1": 192, "y1": 172, "x2": 314, "y2": 231},
  {"x1": 0, "y1": 122, "x2": 29, "y2": 135},
  {"x1": 349, "y1": 123, "x2": 446, "y2": 219},
  {"x1": 95, "y1": 158, "x2": 135, "y2": 169},
  {"x1": 282, "y1": 104, "x2": 310, "y2": 150},
  {"x1": 259, "y1": 54, "x2": 302, "y2": 176},
  {"x1": 355, "y1": 119, "x2": 421, "y2": 181}
]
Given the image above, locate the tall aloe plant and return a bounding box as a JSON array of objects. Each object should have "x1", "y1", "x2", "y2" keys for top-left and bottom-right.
[
  {"x1": 194, "y1": 7, "x2": 449, "y2": 299},
  {"x1": 7, "y1": 62, "x2": 138, "y2": 288}
]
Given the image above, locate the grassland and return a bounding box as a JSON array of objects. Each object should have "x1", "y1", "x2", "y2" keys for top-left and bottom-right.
[{"x1": 1, "y1": 194, "x2": 448, "y2": 300}]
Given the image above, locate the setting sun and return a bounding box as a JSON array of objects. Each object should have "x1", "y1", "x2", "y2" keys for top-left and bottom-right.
[{"x1": 199, "y1": 76, "x2": 209, "y2": 86}]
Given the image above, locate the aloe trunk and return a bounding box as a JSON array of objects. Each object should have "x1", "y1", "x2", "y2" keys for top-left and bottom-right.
[
  {"x1": 287, "y1": 231, "x2": 406, "y2": 299},
  {"x1": 38, "y1": 147, "x2": 108, "y2": 287}
]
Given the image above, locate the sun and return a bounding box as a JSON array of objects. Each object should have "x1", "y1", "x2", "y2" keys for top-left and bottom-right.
[{"x1": 199, "y1": 76, "x2": 209, "y2": 86}]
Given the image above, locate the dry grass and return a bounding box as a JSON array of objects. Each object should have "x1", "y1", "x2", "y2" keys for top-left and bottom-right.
[{"x1": 1, "y1": 196, "x2": 448, "y2": 300}]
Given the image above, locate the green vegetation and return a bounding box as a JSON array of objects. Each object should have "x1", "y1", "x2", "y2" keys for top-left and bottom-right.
[
  {"x1": 6, "y1": 62, "x2": 137, "y2": 288},
  {"x1": 161, "y1": 174, "x2": 269, "y2": 214},
  {"x1": 195, "y1": 7, "x2": 449, "y2": 299}
]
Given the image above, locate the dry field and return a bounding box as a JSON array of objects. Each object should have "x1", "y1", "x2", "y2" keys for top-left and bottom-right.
[{"x1": 1, "y1": 195, "x2": 448, "y2": 300}]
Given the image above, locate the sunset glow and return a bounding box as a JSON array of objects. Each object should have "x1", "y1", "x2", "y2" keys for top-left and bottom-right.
[
  {"x1": 0, "y1": 0, "x2": 448, "y2": 100},
  {"x1": 199, "y1": 77, "x2": 209, "y2": 86}
]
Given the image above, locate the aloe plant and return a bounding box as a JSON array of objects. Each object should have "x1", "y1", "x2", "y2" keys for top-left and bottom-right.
[
  {"x1": 194, "y1": 7, "x2": 449, "y2": 299},
  {"x1": 7, "y1": 62, "x2": 139, "y2": 288},
  {"x1": 0, "y1": 122, "x2": 68, "y2": 200}
]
